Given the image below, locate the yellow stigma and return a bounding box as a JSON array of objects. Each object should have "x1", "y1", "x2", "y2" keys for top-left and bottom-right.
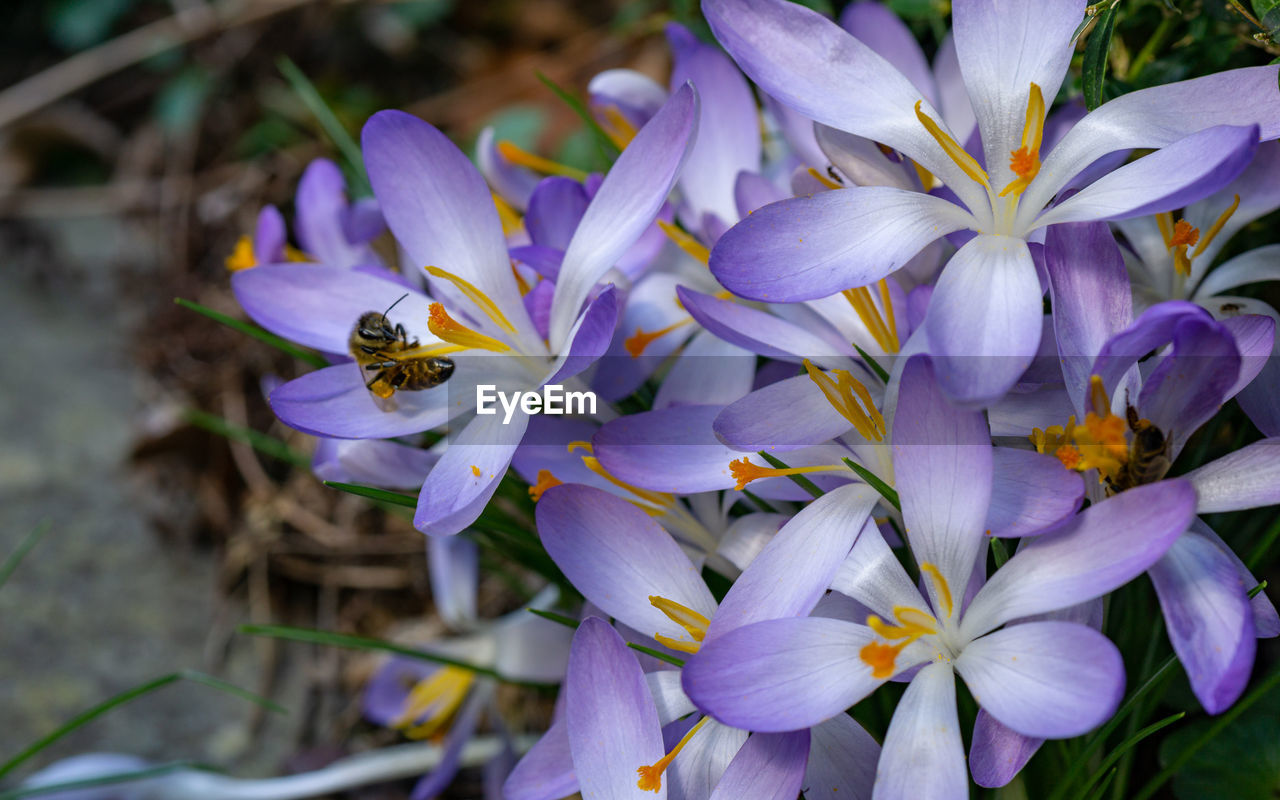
[
  {"x1": 493, "y1": 192, "x2": 523, "y2": 237},
  {"x1": 624, "y1": 316, "x2": 694, "y2": 358},
  {"x1": 598, "y1": 105, "x2": 639, "y2": 150},
  {"x1": 425, "y1": 265, "x2": 517, "y2": 335},
  {"x1": 803, "y1": 359, "x2": 887, "y2": 442},
  {"x1": 568, "y1": 441, "x2": 676, "y2": 513},
  {"x1": 728, "y1": 457, "x2": 846, "y2": 491},
  {"x1": 495, "y1": 140, "x2": 589, "y2": 181},
  {"x1": 999, "y1": 83, "x2": 1045, "y2": 197},
  {"x1": 528, "y1": 469, "x2": 562, "y2": 501},
  {"x1": 637, "y1": 716, "x2": 711, "y2": 792},
  {"x1": 393, "y1": 665, "x2": 475, "y2": 739},
  {"x1": 225, "y1": 235, "x2": 257, "y2": 271},
  {"x1": 1158, "y1": 194, "x2": 1241, "y2": 278},
  {"x1": 649, "y1": 595, "x2": 711, "y2": 654},
  {"x1": 428, "y1": 303, "x2": 512, "y2": 353},
  {"x1": 914, "y1": 100, "x2": 989, "y2": 187},
  {"x1": 657, "y1": 220, "x2": 711, "y2": 265},
  {"x1": 843, "y1": 281, "x2": 900, "y2": 354},
  {"x1": 807, "y1": 167, "x2": 844, "y2": 191}
]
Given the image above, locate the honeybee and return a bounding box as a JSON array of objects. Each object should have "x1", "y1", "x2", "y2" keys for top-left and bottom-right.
[
  {"x1": 1106, "y1": 405, "x2": 1172, "y2": 494},
  {"x1": 349, "y1": 295, "x2": 455, "y2": 409}
]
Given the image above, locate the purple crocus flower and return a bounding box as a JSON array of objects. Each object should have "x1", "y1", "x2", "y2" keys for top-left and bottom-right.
[
  {"x1": 701, "y1": 0, "x2": 1279, "y2": 405},
  {"x1": 682, "y1": 356, "x2": 1196, "y2": 796}
]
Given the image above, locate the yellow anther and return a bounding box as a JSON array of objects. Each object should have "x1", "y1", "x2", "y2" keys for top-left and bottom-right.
[
  {"x1": 637, "y1": 716, "x2": 711, "y2": 792},
  {"x1": 911, "y1": 160, "x2": 937, "y2": 191},
  {"x1": 1070, "y1": 411, "x2": 1129, "y2": 482},
  {"x1": 843, "y1": 282, "x2": 900, "y2": 354},
  {"x1": 649, "y1": 595, "x2": 711, "y2": 652},
  {"x1": 599, "y1": 105, "x2": 639, "y2": 150},
  {"x1": 728, "y1": 457, "x2": 845, "y2": 491},
  {"x1": 999, "y1": 83, "x2": 1045, "y2": 197},
  {"x1": 807, "y1": 167, "x2": 843, "y2": 190},
  {"x1": 493, "y1": 192, "x2": 523, "y2": 236},
  {"x1": 1088, "y1": 374, "x2": 1112, "y2": 416},
  {"x1": 528, "y1": 469, "x2": 563, "y2": 501},
  {"x1": 285, "y1": 244, "x2": 311, "y2": 263},
  {"x1": 624, "y1": 316, "x2": 694, "y2": 358},
  {"x1": 657, "y1": 220, "x2": 711, "y2": 265},
  {"x1": 1030, "y1": 421, "x2": 1072, "y2": 455},
  {"x1": 567, "y1": 440, "x2": 593, "y2": 454},
  {"x1": 914, "y1": 100, "x2": 989, "y2": 187},
  {"x1": 495, "y1": 141, "x2": 589, "y2": 181},
  {"x1": 428, "y1": 303, "x2": 512, "y2": 353},
  {"x1": 802, "y1": 360, "x2": 887, "y2": 442},
  {"x1": 1156, "y1": 211, "x2": 1176, "y2": 248},
  {"x1": 919, "y1": 563, "x2": 954, "y2": 619},
  {"x1": 861, "y1": 605, "x2": 938, "y2": 679},
  {"x1": 425, "y1": 266, "x2": 517, "y2": 335},
  {"x1": 1192, "y1": 194, "x2": 1241, "y2": 259},
  {"x1": 567, "y1": 442, "x2": 675, "y2": 511},
  {"x1": 225, "y1": 235, "x2": 257, "y2": 271},
  {"x1": 393, "y1": 665, "x2": 474, "y2": 740}
]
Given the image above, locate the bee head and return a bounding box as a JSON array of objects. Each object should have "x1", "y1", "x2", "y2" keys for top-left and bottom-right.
[{"x1": 356, "y1": 311, "x2": 398, "y2": 344}]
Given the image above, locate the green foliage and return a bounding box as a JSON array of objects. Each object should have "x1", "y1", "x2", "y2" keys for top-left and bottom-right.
[
  {"x1": 154, "y1": 66, "x2": 214, "y2": 135},
  {"x1": 1083, "y1": 4, "x2": 1119, "y2": 110},
  {"x1": 45, "y1": 0, "x2": 135, "y2": 51}
]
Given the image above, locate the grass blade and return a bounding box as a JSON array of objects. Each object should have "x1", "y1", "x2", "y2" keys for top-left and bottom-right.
[
  {"x1": 323, "y1": 481, "x2": 417, "y2": 508},
  {"x1": 853, "y1": 345, "x2": 891, "y2": 383},
  {"x1": 528, "y1": 608, "x2": 580, "y2": 629},
  {"x1": 535, "y1": 71, "x2": 620, "y2": 165},
  {"x1": 841, "y1": 457, "x2": 900, "y2": 510},
  {"x1": 1069, "y1": 712, "x2": 1185, "y2": 800},
  {"x1": 185, "y1": 409, "x2": 309, "y2": 468},
  {"x1": 175, "y1": 298, "x2": 328, "y2": 369},
  {"x1": 758, "y1": 451, "x2": 824, "y2": 498},
  {"x1": 1083, "y1": 3, "x2": 1119, "y2": 110},
  {"x1": 277, "y1": 57, "x2": 369, "y2": 195},
  {"x1": 0, "y1": 672, "x2": 281, "y2": 780},
  {"x1": 0, "y1": 520, "x2": 50, "y2": 591},
  {"x1": 628, "y1": 642, "x2": 685, "y2": 668}
]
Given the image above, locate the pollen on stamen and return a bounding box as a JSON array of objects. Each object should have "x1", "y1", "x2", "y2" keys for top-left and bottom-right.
[{"x1": 528, "y1": 469, "x2": 562, "y2": 501}]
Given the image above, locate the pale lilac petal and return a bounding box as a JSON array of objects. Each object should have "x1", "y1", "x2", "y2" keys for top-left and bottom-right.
[
  {"x1": 505, "y1": 716, "x2": 577, "y2": 800},
  {"x1": 550, "y1": 84, "x2": 698, "y2": 350},
  {"x1": 815, "y1": 125, "x2": 915, "y2": 190},
  {"x1": 414, "y1": 411, "x2": 529, "y2": 536},
  {"x1": 956, "y1": 622, "x2": 1123, "y2": 738},
  {"x1": 18, "y1": 754, "x2": 156, "y2": 800},
  {"x1": 873, "y1": 662, "x2": 966, "y2": 800},
  {"x1": 666, "y1": 719, "x2": 748, "y2": 800},
  {"x1": 678, "y1": 286, "x2": 856, "y2": 361},
  {"x1": 566, "y1": 618, "x2": 666, "y2": 800},
  {"x1": 682, "y1": 617, "x2": 885, "y2": 732},
  {"x1": 709, "y1": 187, "x2": 972, "y2": 302},
  {"x1": 1237, "y1": 347, "x2": 1280, "y2": 436},
  {"x1": 647, "y1": 670, "x2": 697, "y2": 725},
  {"x1": 840, "y1": 1, "x2": 935, "y2": 105},
  {"x1": 892, "y1": 355, "x2": 993, "y2": 612},
  {"x1": 1033, "y1": 125, "x2": 1259, "y2": 228},
  {"x1": 1220, "y1": 312, "x2": 1276, "y2": 399},
  {"x1": 1137, "y1": 314, "x2": 1240, "y2": 453},
  {"x1": 932, "y1": 34, "x2": 976, "y2": 145},
  {"x1": 714, "y1": 512, "x2": 787, "y2": 573},
  {"x1": 254, "y1": 205, "x2": 287, "y2": 264},
  {"x1": 526, "y1": 177, "x2": 590, "y2": 251},
  {"x1": 296, "y1": 158, "x2": 366, "y2": 268},
  {"x1": 969, "y1": 710, "x2": 1043, "y2": 789},
  {"x1": 986, "y1": 447, "x2": 1083, "y2": 538},
  {"x1": 1185, "y1": 438, "x2": 1280, "y2": 513},
  {"x1": 343, "y1": 196, "x2": 384, "y2": 244},
  {"x1": 713, "y1": 373, "x2": 854, "y2": 452},
  {"x1": 1188, "y1": 141, "x2": 1280, "y2": 267},
  {"x1": 311, "y1": 437, "x2": 439, "y2": 490},
  {"x1": 1149, "y1": 530, "x2": 1255, "y2": 713},
  {"x1": 1192, "y1": 519, "x2": 1280, "y2": 638},
  {"x1": 593, "y1": 404, "x2": 750, "y2": 494},
  {"x1": 962, "y1": 480, "x2": 1196, "y2": 638},
  {"x1": 477, "y1": 127, "x2": 539, "y2": 210},
  {"x1": 987, "y1": 384, "x2": 1077, "y2": 437},
  {"x1": 493, "y1": 604, "x2": 574, "y2": 683},
  {"x1": 536, "y1": 484, "x2": 717, "y2": 638},
  {"x1": 233, "y1": 263, "x2": 432, "y2": 353},
  {"x1": 588, "y1": 69, "x2": 667, "y2": 128},
  {"x1": 363, "y1": 111, "x2": 528, "y2": 329},
  {"x1": 270, "y1": 364, "x2": 448, "y2": 439},
  {"x1": 761, "y1": 91, "x2": 826, "y2": 170},
  {"x1": 708, "y1": 484, "x2": 880, "y2": 639},
  {"x1": 408, "y1": 688, "x2": 486, "y2": 799},
  {"x1": 428, "y1": 535, "x2": 477, "y2": 628},
  {"x1": 653, "y1": 331, "x2": 756, "y2": 409},
  {"x1": 735, "y1": 170, "x2": 786, "y2": 217},
  {"x1": 1194, "y1": 244, "x2": 1280, "y2": 299},
  {"x1": 831, "y1": 518, "x2": 924, "y2": 620},
  {"x1": 923, "y1": 234, "x2": 1045, "y2": 406},
  {"x1": 803, "y1": 713, "x2": 880, "y2": 800},
  {"x1": 543, "y1": 285, "x2": 620, "y2": 385},
  {"x1": 708, "y1": 731, "x2": 809, "y2": 800}
]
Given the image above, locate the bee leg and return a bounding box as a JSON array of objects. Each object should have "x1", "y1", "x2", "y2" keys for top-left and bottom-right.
[
  {"x1": 360, "y1": 345, "x2": 381, "y2": 355},
  {"x1": 366, "y1": 371, "x2": 387, "y2": 390},
  {"x1": 395, "y1": 323, "x2": 409, "y2": 345},
  {"x1": 390, "y1": 371, "x2": 408, "y2": 388},
  {"x1": 365, "y1": 361, "x2": 397, "y2": 371}
]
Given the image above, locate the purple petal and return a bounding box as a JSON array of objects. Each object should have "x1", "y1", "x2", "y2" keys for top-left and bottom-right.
[
  {"x1": 714, "y1": 373, "x2": 853, "y2": 451},
  {"x1": 312, "y1": 438, "x2": 438, "y2": 490},
  {"x1": 522, "y1": 277, "x2": 554, "y2": 341},
  {"x1": 802, "y1": 713, "x2": 879, "y2": 799},
  {"x1": 544, "y1": 284, "x2": 620, "y2": 385},
  {"x1": 874, "y1": 662, "x2": 967, "y2": 800},
  {"x1": 550, "y1": 84, "x2": 698, "y2": 350},
  {"x1": 840, "y1": 1, "x2": 936, "y2": 105},
  {"x1": 1237, "y1": 346, "x2": 1280, "y2": 437},
  {"x1": 428, "y1": 535, "x2": 477, "y2": 628},
  {"x1": 270, "y1": 364, "x2": 448, "y2": 439},
  {"x1": 708, "y1": 731, "x2": 809, "y2": 800},
  {"x1": 296, "y1": 158, "x2": 365, "y2": 268},
  {"x1": 254, "y1": 204, "x2": 287, "y2": 264},
  {"x1": 414, "y1": 411, "x2": 529, "y2": 536},
  {"x1": 1192, "y1": 518, "x2": 1280, "y2": 638},
  {"x1": 652, "y1": 330, "x2": 756, "y2": 409},
  {"x1": 1090, "y1": 300, "x2": 1208, "y2": 401},
  {"x1": 969, "y1": 709, "x2": 1043, "y2": 788},
  {"x1": 588, "y1": 69, "x2": 667, "y2": 129},
  {"x1": 526, "y1": 177, "x2": 590, "y2": 251},
  {"x1": 831, "y1": 518, "x2": 925, "y2": 620},
  {"x1": 962, "y1": 479, "x2": 1196, "y2": 637},
  {"x1": 892, "y1": 355, "x2": 993, "y2": 613},
  {"x1": 923, "y1": 234, "x2": 1045, "y2": 406},
  {"x1": 505, "y1": 718, "x2": 577, "y2": 800},
  {"x1": 408, "y1": 688, "x2": 486, "y2": 799},
  {"x1": 1137, "y1": 314, "x2": 1240, "y2": 454},
  {"x1": 678, "y1": 286, "x2": 855, "y2": 361},
  {"x1": 709, "y1": 186, "x2": 971, "y2": 302},
  {"x1": 565, "y1": 618, "x2": 666, "y2": 800},
  {"x1": 1149, "y1": 530, "x2": 1255, "y2": 713},
  {"x1": 535, "y1": 484, "x2": 716, "y2": 638},
  {"x1": 957, "y1": 622, "x2": 1123, "y2": 738},
  {"x1": 735, "y1": 170, "x2": 786, "y2": 218},
  {"x1": 986, "y1": 447, "x2": 1083, "y2": 538},
  {"x1": 342, "y1": 196, "x2": 385, "y2": 245},
  {"x1": 1185, "y1": 437, "x2": 1280, "y2": 513},
  {"x1": 510, "y1": 244, "x2": 564, "y2": 281},
  {"x1": 593, "y1": 404, "x2": 749, "y2": 494},
  {"x1": 682, "y1": 617, "x2": 884, "y2": 732},
  {"x1": 816, "y1": 125, "x2": 914, "y2": 190},
  {"x1": 476, "y1": 127, "x2": 539, "y2": 210},
  {"x1": 1220, "y1": 313, "x2": 1276, "y2": 399},
  {"x1": 664, "y1": 718, "x2": 747, "y2": 800},
  {"x1": 708, "y1": 483, "x2": 879, "y2": 639}
]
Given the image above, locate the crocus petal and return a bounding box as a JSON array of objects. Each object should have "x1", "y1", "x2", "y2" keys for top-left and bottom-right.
[
  {"x1": 840, "y1": 1, "x2": 936, "y2": 105},
  {"x1": 363, "y1": 110, "x2": 530, "y2": 333},
  {"x1": 969, "y1": 710, "x2": 1043, "y2": 789},
  {"x1": 1090, "y1": 300, "x2": 1208, "y2": 400},
  {"x1": 832, "y1": 518, "x2": 925, "y2": 620},
  {"x1": 588, "y1": 69, "x2": 668, "y2": 128},
  {"x1": 1137, "y1": 315, "x2": 1240, "y2": 453},
  {"x1": 986, "y1": 447, "x2": 1083, "y2": 538},
  {"x1": 682, "y1": 617, "x2": 885, "y2": 732},
  {"x1": 653, "y1": 330, "x2": 756, "y2": 409},
  {"x1": 408, "y1": 687, "x2": 487, "y2": 800},
  {"x1": 543, "y1": 285, "x2": 620, "y2": 386},
  {"x1": 957, "y1": 622, "x2": 1123, "y2": 738},
  {"x1": 735, "y1": 170, "x2": 787, "y2": 217},
  {"x1": 709, "y1": 187, "x2": 972, "y2": 302},
  {"x1": 932, "y1": 33, "x2": 976, "y2": 144},
  {"x1": 892, "y1": 355, "x2": 993, "y2": 609},
  {"x1": 428, "y1": 535, "x2": 477, "y2": 628},
  {"x1": 816, "y1": 125, "x2": 914, "y2": 190},
  {"x1": 648, "y1": 671, "x2": 698, "y2": 725},
  {"x1": 566, "y1": 618, "x2": 667, "y2": 800},
  {"x1": 593, "y1": 404, "x2": 749, "y2": 494},
  {"x1": 477, "y1": 127, "x2": 539, "y2": 211},
  {"x1": 678, "y1": 286, "x2": 856, "y2": 361},
  {"x1": 1219, "y1": 313, "x2": 1276, "y2": 400},
  {"x1": 526, "y1": 177, "x2": 590, "y2": 251},
  {"x1": 923, "y1": 234, "x2": 1044, "y2": 406},
  {"x1": 270, "y1": 364, "x2": 448, "y2": 439},
  {"x1": 962, "y1": 480, "x2": 1196, "y2": 638},
  {"x1": 233, "y1": 264, "x2": 433, "y2": 353},
  {"x1": 666, "y1": 719, "x2": 748, "y2": 800},
  {"x1": 803, "y1": 713, "x2": 880, "y2": 800},
  {"x1": 414, "y1": 411, "x2": 529, "y2": 537},
  {"x1": 1237, "y1": 347, "x2": 1280, "y2": 437},
  {"x1": 505, "y1": 715, "x2": 576, "y2": 800},
  {"x1": 715, "y1": 513, "x2": 787, "y2": 573},
  {"x1": 1024, "y1": 64, "x2": 1280, "y2": 215},
  {"x1": 952, "y1": 0, "x2": 1082, "y2": 188},
  {"x1": 1032, "y1": 125, "x2": 1259, "y2": 228},
  {"x1": 1195, "y1": 244, "x2": 1280, "y2": 299},
  {"x1": 550, "y1": 84, "x2": 698, "y2": 350},
  {"x1": 1149, "y1": 530, "x2": 1255, "y2": 713},
  {"x1": 536, "y1": 484, "x2": 717, "y2": 638},
  {"x1": 254, "y1": 205, "x2": 287, "y2": 263},
  {"x1": 713, "y1": 373, "x2": 854, "y2": 452},
  {"x1": 708, "y1": 484, "x2": 880, "y2": 639},
  {"x1": 873, "y1": 661, "x2": 966, "y2": 800},
  {"x1": 708, "y1": 731, "x2": 809, "y2": 800},
  {"x1": 1192, "y1": 518, "x2": 1280, "y2": 638},
  {"x1": 296, "y1": 158, "x2": 366, "y2": 268},
  {"x1": 1044, "y1": 221, "x2": 1133, "y2": 414},
  {"x1": 1184, "y1": 437, "x2": 1280, "y2": 513},
  {"x1": 312, "y1": 437, "x2": 439, "y2": 490},
  {"x1": 18, "y1": 754, "x2": 156, "y2": 799}
]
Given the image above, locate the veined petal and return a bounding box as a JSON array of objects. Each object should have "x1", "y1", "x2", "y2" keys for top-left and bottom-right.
[
  {"x1": 594, "y1": 404, "x2": 761, "y2": 494},
  {"x1": 477, "y1": 127, "x2": 539, "y2": 211},
  {"x1": 1185, "y1": 437, "x2": 1280, "y2": 513},
  {"x1": 831, "y1": 518, "x2": 926, "y2": 620},
  {"x1": 872, "y1": 662, "x2": 966, "y2": 800},
  {"x1": 647, "y1": 670, "x2": 698, "y2": 726},
  {"x1": 957, "y1": 622, "x2": 1123, "y2": 738},
  {"x1": 565, "y1": 619, "x2": 667, "y2": 800},
  {"x1": 923, "y1": 234, "x2": 1044, "y2": 407},
  {"x1": 543, "y1": 285, "x2": 620, "y2": 386},
  {"x1": 678, "y1": 286, "x2": 857, "y2": 362},
  {"x1": 714, "y1": 374, "x2": 855, "y2": 452},
  {"x1": 1137, "y1": 314, "x2": 1240, "y2": 455},
  {"x1": 962, "y1": 480, "x2": 1196, "y2": 638},
  {"x1": 414, "y1": 411, "x2": 529, "y2": 536},
  {"x1": 816, "y1": 125, "x2": 916, "y2": 190},
  {"x1": 682, "y1": 617, "x2": 888, "y2": 732},
  {"x1": 1192, "y1": 518, "x2": 1280, "y2": 639},
  {"x1": 803, "y1": 713, "x2": 880, "y2": 800},
  {"x1": 536, "y1": 484, "x2": 717, "y2": 637},
  {"x1": 1149, "y1": 531, "x2": 1255, "y2": 713},
  {"x1": 708, "y1": 484, "x2": 880, "y2": 640},
  {"x1": 653, "y1": 330, "x2": 756, "y2": 410},
  {"x1": 969, "y1": 710, "x2": 1043, "y2": 789},
  {"x1": 1090, "y1": 300, "x2": 1208, "y2": 404},
  {"x1": 1195, "y1": 244, "x2": 1280, "y2": 299},
  {"x1": 1032, "y1": 125, "x2": 1259, "y2": 229},
  {"x1": 664, "y1": 718, "x2": 747, "y2": 800},
  {"x1": 504, "y1": 716, "x2": 577, "y2": 800},
  {"x1": 709, "y1": 187, "x2": 972, "y2": 302},
  {"x1": 526, "y1": 177, "x2": 590, "y2": 251},
  {"x1": 933, "y1": 34, "x2": 976, "y2": 146},
  {"x1": 296, "y1": 158, "x2": 368, "y2": 268},
  {"x1": 550, "y1": 84, "x2": 698, "y2": 350},
  {"x1": 270, "y1": 364, "x2": 448, "y2": 439},
  {"x1": 986, "y1": 447, "x2": 1083, "y2": 538},
  {"x1": 840, "y1": 1, "x2": 936, "y2": 105},
  {"x1": 708, "y1": 731, "x2": 810, "y2": 800}
]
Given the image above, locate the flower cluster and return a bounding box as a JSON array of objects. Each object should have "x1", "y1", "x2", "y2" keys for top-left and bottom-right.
[{"x1": 225, "y1": 0, "x2": 1280, "y2": 797}]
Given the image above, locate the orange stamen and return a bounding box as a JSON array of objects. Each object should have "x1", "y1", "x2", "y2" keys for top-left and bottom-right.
[
  {"x1": 528, "y1": 469, "x2": 562, "y2": 501},
  {"x1": 624, "y1": 317, "x2": 693, "y2": 357},
  {"x1": 637, "y1": 716, "x2": 711, "y2": 792}
]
